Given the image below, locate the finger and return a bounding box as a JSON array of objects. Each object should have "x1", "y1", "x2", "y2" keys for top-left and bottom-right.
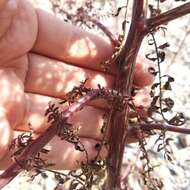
[
  {"x1": 129, "y1": 87, "x2": 152, "y2": 119},
  {"x1": 133, "y1": 88, "x2": 152, "y2": 108},
  {"x1": 32, "y1": 9, "x2": 115, "y2": 73},
  {"x1": 133, "y1": 59, "x2": 155, "y2": 88},
  {"x1": 32, "y1": 9, "x2": 155, "y2": 88},
  {"x1": 126, "y1": 125, "x2": 154, "y2": 144},
  {"x1": 15, "y1": 92, "x2": 151, "y2": 148},
  {"x1": 0, "y1": 110, "x2": 13, "y2": 160},
  {"x1": 39, "y1": 136, "x2": 107, "y2": 170},
  {"x1": 0, "y1": 0, "x2": 37, "y2": 64},
  {"x1": 25, "y1": 53, "x2": 114, "y2": 108},
  {"x1": 25, "y1": 54, "x2": 154, "y2": 108},
  {"x1": 15, "y1": 92, "x2": 152, "y2": 144},
  {"x1": 0, "y1": 0, "x2": 17, "y2": 39},
  {"x1": 0, "y1": 131, "x2": 107, "y2": 170},
  {"x1": 16, "y1": 93, "x2": 105, "y2": 140}
]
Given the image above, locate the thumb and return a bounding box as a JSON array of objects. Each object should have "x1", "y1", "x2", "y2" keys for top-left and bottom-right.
[
  {"x1": 0, "y1": 109, "x2": 13, "y2": 160},
  {"x1": 0, "y1": 0, "x2": 18, "y2": 38}
]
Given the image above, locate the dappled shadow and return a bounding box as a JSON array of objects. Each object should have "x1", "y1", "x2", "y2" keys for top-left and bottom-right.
[
  {"x1": 41, "y1": 136, "x2": 107, "y2": 170},
  {"x1": 17, "y1": 94, "x2": 105, "y2": 140},
  {"x1": 25, "y1": 53, "x2": 114, "y2": 108}
]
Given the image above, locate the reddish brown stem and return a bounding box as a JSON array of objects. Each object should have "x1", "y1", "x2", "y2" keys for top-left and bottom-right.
[
  {"x1": 126, "y1": 124, "x2": 190, "y2": 144},
  {"x1": 0, "y1": 124, "x2": 57, "y2": 189},
  {"x1": 0, "y1": 90, "x2": 99, "y2": 189},
  {"x1": 54, "y1": 7, "x2": 119, "y2": 47},
  {"x1": 106, "y1": 1, "x2": 190, "y2": 188},
  {"x1": 140, "y1": 123, "x2": 190, "y2": 134},
  {"x1": 147, "y1": 2, "x2": 190, "y2": 30},
  {"x1": 89, "y1": 17, "x2": 119, "y2": 46},
  {"x1": 106, "y1": 1, "x2": 146, "y2": 189}
]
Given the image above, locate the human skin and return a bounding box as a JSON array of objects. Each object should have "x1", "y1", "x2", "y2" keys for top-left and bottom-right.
[{"x1": 0, "y1": 0, "x2": 154, "y2": 169}]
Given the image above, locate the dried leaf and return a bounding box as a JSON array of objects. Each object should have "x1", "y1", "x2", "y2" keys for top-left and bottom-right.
[
  {"x1": 164, "y1": 152, "x2": 173, "y2": 162},
  {"x1": 122, "y1": 20, "x2": 128, "y2": 31},
  {"x1": 163, "y1": 81, "x2": 172, "y2": 90},
  {"x1": 75, "y1": 144, "x2": 85, "y2": 152},
  {"x1": 158, "y1": 42, "x2": 170, "y2": 49},
  {"x1": 162, "y1": 107, "x2": 169, "y2": 112},
  {"x1": 164, "y1": 97, "x2": 174, "y2": 109},
  {"x1": 146, "y1": 53, "x2": 157, "y2": 62},
  {"x1": 41, "y1": 172, "x2": 48, "y2": 178},
  {"x1": 114, "y1": 6, "x2": 126, "y2": 16},
  {"x1": 148, "y1": 67, "x2": 158, "y2": 76},
  {"x1": 151, "y1": 83, "x2": 160, "y2": 90},
  {"x1": 157, "y1": 143, "x2": 165, "y2": 152},
  {"x1": 40, "y1": 148, "x2": 50, "y2": 154},
  {"x1": 158, "y1": 51, "x2": 165, "y2": 63},
  {"x1": 168, "y1": 76, "x2": 175, "y2": 82},
  {"x1": 148, "y1": 39, "x2": 155, "y2": 45},
  {"x1": 162, "y1": 75, "x2": 175, "y2": 82},
  {"x1": 69, "y1": 182, "x2": 79, "y2": 190},
  {"x1": 165, "y1": 138, "x2": 174, "y2": 145},
  {"x1": 169, "y1": 113, "x2": 186, "y2": 126},
  {"x1": 151, "y1": 95, "x2": 160, "y2": 106}
]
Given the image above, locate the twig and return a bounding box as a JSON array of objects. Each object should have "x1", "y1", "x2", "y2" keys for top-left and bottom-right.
[
  {"x1": 51, "y1": 4, "x2": 119, "y2": 47},
  {"x1": 88, "y1": 17, "x2": 119, "y2": 46},
  {"x1": 140, "y1": 123, "x2": 190, "y2": 134},
  {"x1": 106, "y1": 1, "x2": 146, "y2": 189},
  {"x1": 0, "y1": 90, "x2": 100, "y2": 189},
  {"x1": 147, "y1": 2, "x2": 190, "y2": 31},
  {"x1": 126, "y1": 124, "x2": 190, "y2": 145}
]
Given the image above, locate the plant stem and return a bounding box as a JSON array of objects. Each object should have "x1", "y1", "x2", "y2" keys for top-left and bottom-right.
[
  {"x1": 147, "y1": 2, "x2": 190, "y2": 30},
  {"x1": 140, "y1": 123, "x2": 190, "y2": 134},
  {"x1": 126, "y1": 124, "x2": 190, "y2": 144},
  {"x1": 0, "y1": 90, "x2": 99, "y2": 189},
  {"x1": 0, "y1": 124, "x2": 57, "y2": 189},
  {"x1": 89, "y1": 17, "x2": 119, "y2": 46},
  {"x1": 106, "y1": 1, "x2": 146, "y2": 189},
  {"x1": 106, "y1": 2, "x2": 190, "y2": 188}
]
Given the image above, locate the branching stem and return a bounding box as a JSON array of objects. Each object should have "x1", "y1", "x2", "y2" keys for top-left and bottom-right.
[
  {"x1": 106, "y1": 1, "x2": 146, "y2": 189},
  {"x1": 147, "y1": 2, "x2": 190, "y2": 31},
  {"x1": 140, "y1": 123, "x2": 190, "y2": 134},
  {"x1": 106, "y1": 1, "x2": 190, "y2": 189},
  {"x1": 0, "y1": 90, "x2": 99, "y2": 189}
]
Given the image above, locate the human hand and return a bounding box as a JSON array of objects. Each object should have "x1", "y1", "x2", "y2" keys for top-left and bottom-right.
[{"x1": 0, "y1": 0, "x2": 154, "y2": 169}]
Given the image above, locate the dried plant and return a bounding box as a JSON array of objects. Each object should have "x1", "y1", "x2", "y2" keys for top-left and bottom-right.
[{"x1": 1, "y1": 0, "x2": 190, "y2": 190}]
